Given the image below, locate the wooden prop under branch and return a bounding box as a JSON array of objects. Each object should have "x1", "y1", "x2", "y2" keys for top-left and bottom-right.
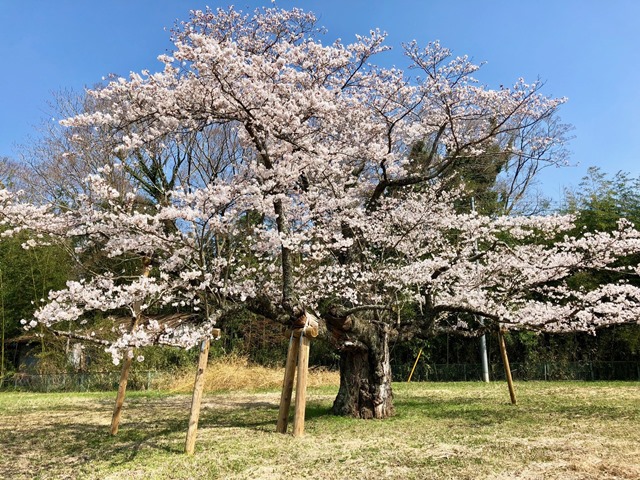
[{"x1": 276, "y1": 311, "x2": 319, "y2": 437}]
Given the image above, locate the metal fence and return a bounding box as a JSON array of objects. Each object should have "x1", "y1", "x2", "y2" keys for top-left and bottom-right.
[
  {"x1": 0, "y1": 370, "x2": 158, "y2": 392},
  {"x1": 392, "y1": 361, "x2": 640, "y2": 382},
  {"x1": 1, "y1": 361, "x2": 638, "y2": 392}
]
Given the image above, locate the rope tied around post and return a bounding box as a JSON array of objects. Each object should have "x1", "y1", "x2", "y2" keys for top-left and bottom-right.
[{"x1": 302, "y1": 312, "x2": 319, "y2": 339}]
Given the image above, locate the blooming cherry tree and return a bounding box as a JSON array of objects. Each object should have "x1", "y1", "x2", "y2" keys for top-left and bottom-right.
[{"x1": 3, "y1": 7, "x2": 639, "y2": 420}]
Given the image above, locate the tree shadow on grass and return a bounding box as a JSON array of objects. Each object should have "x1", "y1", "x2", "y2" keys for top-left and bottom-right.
[
  {"x1": 393, "y1": 394, "x2": 638, "y2": 426},
  {"x1": 0, "y1": 415, "x2": 192, "y2": 478},
  {"x1": 198, "y1": 407, "x2": 278, "y2": 430},
  {"x1": 0, "y1": 394, "x2": 326, "y2": 478},
  {"x1": 304, "y1": 403, "x2": 334, "y2": 421},
  {"x1": 198, "y1": 398, "x2": 334, "y2": 429}
]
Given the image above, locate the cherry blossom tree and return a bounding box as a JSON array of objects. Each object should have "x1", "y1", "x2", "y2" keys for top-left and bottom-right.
[
  {"x1": 0, "y1": 174, "x2": 225, "y2": 359},
  {"x1": 0, "y1": 169, "x2": 236, "y2": 444},
  {"x1": 3, "y1": 6, "x2": 639, "y2": 421}
]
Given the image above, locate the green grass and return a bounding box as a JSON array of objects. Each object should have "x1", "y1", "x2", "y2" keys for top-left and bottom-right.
[{"x1": 1, "y1": 382, "x2": 639, "y2": 479}]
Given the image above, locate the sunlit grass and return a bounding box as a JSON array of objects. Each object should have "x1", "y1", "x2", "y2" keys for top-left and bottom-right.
[{"x1": 1, "y1": 381, "x2": 638, "y2": 479}]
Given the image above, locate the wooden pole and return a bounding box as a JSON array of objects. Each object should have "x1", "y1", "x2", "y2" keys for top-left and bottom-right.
[
  {"x1": 110, "y1": 353, "x2": 133, "y2": 435},
  {"x1": 407, "y1": 348, "x2": 423, "y2": 382},
  {"x1": 110, "y1": 259, "x2": 151, "y2": 435},
  {"x1": 185, "y1": 337, "x2": 211, "y2": 455},
  {"x1": 292, "y1": 332, "x2": 311, "y2": 437},
  {"x1": 498, "y1": 330, "x2": 517, "y2": 405},
  {"x1": 277, "y1": 311, "x2": 319, "y2": 437},
  {"x1": 276, "y1": 331, "x2": 300, "y2": 433}
]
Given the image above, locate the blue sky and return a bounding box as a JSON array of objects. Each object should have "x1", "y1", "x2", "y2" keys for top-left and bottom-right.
[{"x1": 1, "y1": 0, "x2": 639, "y2": 203}]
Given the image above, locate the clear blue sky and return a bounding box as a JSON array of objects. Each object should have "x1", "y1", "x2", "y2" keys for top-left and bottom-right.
[{"x1": 1, "y1": 0, "x2": 639, "y2": 202}]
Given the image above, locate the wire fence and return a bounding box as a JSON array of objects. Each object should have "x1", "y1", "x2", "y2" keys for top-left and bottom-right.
[
  {"x1": 393, "y1": 361, "x2": 640, "y2": 382},
  {"x1": 0, "y1": 370, "x2": 158, "y2": 392},
  {"x1": 1, "y1": 361, "x2": 638, "y2": 392}
]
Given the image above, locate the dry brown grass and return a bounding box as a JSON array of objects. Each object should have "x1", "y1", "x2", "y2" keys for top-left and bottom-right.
[{"x1": 156, "y1": 354, "x2": 339, "y2": 393}]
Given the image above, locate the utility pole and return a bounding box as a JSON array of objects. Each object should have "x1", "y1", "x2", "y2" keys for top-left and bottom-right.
[
  {"x1": 472, "y1": 197, "x2": 490, "y2": 382},
  {"x1": 479, "y1": 324, "x2": 490, "y2": 382}
]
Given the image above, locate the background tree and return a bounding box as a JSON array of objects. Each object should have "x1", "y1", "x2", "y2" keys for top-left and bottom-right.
[
  {"x1": 0, "y1": 158, "x2": 73, "y2": 380},
  {"x1": 565, "y1": 167, "x2": 640, "y2": 231},
  {"x1": 0, "y1": 233, "x2": 71, "y2": 378},
  {"x1": 557, "y1": 168, "x2": 640, "y2": 364},
  {"x1": 487, "y1": 167, "x2": 640, "y2": 371}
]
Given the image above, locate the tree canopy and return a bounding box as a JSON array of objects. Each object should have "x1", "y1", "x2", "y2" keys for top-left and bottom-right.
[{"x1": 1, "y1": 6, "x2": 638, "y2": 417}]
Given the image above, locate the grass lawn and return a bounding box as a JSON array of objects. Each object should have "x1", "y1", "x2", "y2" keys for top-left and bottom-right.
[{"x1": 0, "y1": 381, "x2": 638, "y2": 479}]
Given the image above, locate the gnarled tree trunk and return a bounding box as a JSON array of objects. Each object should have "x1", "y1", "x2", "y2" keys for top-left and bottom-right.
[
  {"x1": 248, "y1": 297, "x2": 396, "y2": 420},
  {"x1": 331, "y1": 322, "x2": 394, "y2": 419}
]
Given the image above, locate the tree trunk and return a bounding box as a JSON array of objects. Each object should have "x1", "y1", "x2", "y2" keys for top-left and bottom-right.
[
  {"x1": 332, "y1": 324, "x2": 394, "y2": 419},
  {"x1": 110, "y1": 259, "x2": 151, "y2": 435}
]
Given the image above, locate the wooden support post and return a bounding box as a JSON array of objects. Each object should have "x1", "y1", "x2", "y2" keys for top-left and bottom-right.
[
  {"x1": 498, "y1": 330, "x2": 517, "y2": 405},
  {"x1": 277, "y1": 311, "x2": 319, "y2": 437},
  {"x1": 276, "y1": 331, "x2": 300, "y2": 433},
  {"x1": 110, "y1": 259, "x2": 151, "y2": 435},
  {"x1": 407, "y1": 348, "x2": 423, "y2": 382},
  {"x1": 185, "y1": 337, "x2": 211, "y2": 455},
  {"x1": 292, "y1": 332, "x2": 311, "y2": 437},
  {"x1": 110, "y1": 353, "x2": 133, "y2": 435}
]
